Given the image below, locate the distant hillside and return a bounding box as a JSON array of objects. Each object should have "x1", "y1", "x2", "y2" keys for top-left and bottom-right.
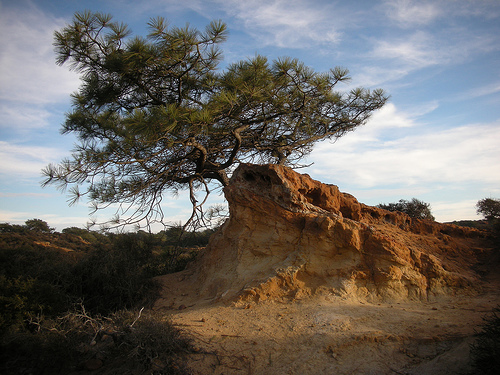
[{"x1": 446, "y1": 220, "x2": 490, "y2": 230}]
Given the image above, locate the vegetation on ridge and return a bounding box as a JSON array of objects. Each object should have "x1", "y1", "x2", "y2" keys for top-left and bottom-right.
[{"x1": 377, "y1": 198, "x2": 435, "y2": 221}]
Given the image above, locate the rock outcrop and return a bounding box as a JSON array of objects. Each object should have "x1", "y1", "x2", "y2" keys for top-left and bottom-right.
[{"x1": 158, "y1": 164, "x2": 489, "y2": 304}]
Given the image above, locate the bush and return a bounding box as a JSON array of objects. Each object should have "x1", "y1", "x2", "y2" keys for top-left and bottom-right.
[
  {"x1": 0, "y1": 306, "x2": 193, "y2": 375},
  {"x1": 476, "y1": 198, "x2": 500, "y2": 222},
  {"x1": 0, "y1": 223, "x2": 27, "y2": 234},
  {"x1": 377, "y1": 198, "x2": 435, "y2": 220},
  {"x1": 447, "y1": 220, "x2": 490, "y2": 230},
  {"x1": 68, "y1": 243, "x2": 160, "y2": 315},
  {"x1": 0, "y1": 242, "x2": 77, "y2": 331},
  {"x1": 144, "y1": 246, "x2": 200, "y2": 277},
  {"x1": 63, "y1": 231, "x2": 203, "y2": 315},
  {"x1": 0, "y1": 222, "x2": 206, "y2": 333},
  {"x1": 476, "y1": 198, "x2": 500, "y2": 247},
  {"x1": 159, "y1": 225, "x2": 217, "y2": 247},
  {"x1": 0, "y1": 275, "x2": 68, "y2": 332},
  {"x1": 0, "y1": 227, "x2": 204, "y2": 320},
  {"x1": 110, "y1": 309, "x2": 194, "y2": 374},
  {"x1": 470, "y1": 305, "x2": 500, "y2": 374},
  {"x1": 24, "y1": 219, "x2": 54, "y2": 233},
  {"x1": 0, "y1": 223, "x2": 202, "y2": 374},
  {"x1": 61, "y1": 226, "x2": 110, "y2": 245}
]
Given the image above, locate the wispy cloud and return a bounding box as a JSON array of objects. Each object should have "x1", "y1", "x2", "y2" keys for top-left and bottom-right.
[
  {"x1": 0, "y1": 4, "x2": 79, "y2": 105},
  {"x1": 0, "y1": 141, "x2": 65, "y2": 177},
  {"x1": 467, "y1": 81, "x2": 500, "y2": 99},
  {"x1": 0, "y1": 209, "x2": 40, "y2": 225},
  {"x1": 0, "y1": 192, "x2": 51, "y2": 198},
  {"x1": 382, "y1": 0, "x2": 442, "y2": 27},
  {"x1": 306, "y1": 110, "x2": 500, "y2": 190},
  {"x1": 382, "y1": 0, "x2": 500, "y2": 28},
  {"x1": 432, "y1": 199, "x2": 481, "y2": 223},
  {"x1": 322, "y1": 103, "x2": 417, "y2": 150},
  {"x1": 352, "y1": 0, "x2": 500, "y2": 89},
  {"x1": 305, "y1": 114, "x2": 500, "y2": 222},
  {"x1": 371, "y1": 32, "x2": 444, "y2": 68},
  {"x1": 360, "y1": 27, "x2": 498, "y2": 89},
  {"x1": 0, "y1": 103, "x2": 52, "y2": 130},
  {"x1": 213, "y1": 0, "x2": 343, "y2": 48}
]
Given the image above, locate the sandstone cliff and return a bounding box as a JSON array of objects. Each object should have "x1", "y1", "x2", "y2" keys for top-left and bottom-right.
[{"x1": 158, "y1": 164, "x2": 489, "y2": 305}]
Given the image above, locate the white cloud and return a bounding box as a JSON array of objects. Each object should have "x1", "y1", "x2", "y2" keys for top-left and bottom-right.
[
  {"x1": 358, "y1": 0, "x2": 500, "y2": 88},
  {"x1": 466, "y1": 81, "x2": 500, "y2": 99},
  {"x1": 304, "y1": 110, "x2": 500, "y2": 222},
  {"x1": 360, "y1": 28, "x2": 498, "y2": 88},
  {"x1": 0, "y1": 192, "x2": 51, "y2": 198},
  {"x1": 354, "y1": 33, "x2": 442, "y2": 88},
  {"x1": 363, "y1": 102, "x2": 417, "y2": 130},
  {"x1": 306, "y1": 113, "x2": 500, "y2": 190},
  {"x1": 442, "y1": 0, "x2": 500, "y2": 20},
  {"x1": 215, "y1": 0, "x2": 342, "y2": 48},
  {"x1": 0, "y1": 102, "x2": 53, "y2": 130},
  {"x1": 432, "y1": 199, "x2": 480, "y2": 222},
  {"x1": 322, "y1": 103, "x2": 420, "y2": 152},
  {"x1": 0, "y1": 209, "x2": 40, "y2": 225},
  {"x1": 0, "y1": 141, "x2": 66, "y2": 177},
  {"x1": 0, "y1": 4, "x2": 79, "y2": 105},
  {"x1": 381, "y1": 0, "x2": 500, "y2": 29},
  {"x1": 371, "y1": 32, "x2": 443, "y2": 68},
  {"x1": 383, "y1": 0, "x2": 441, "y2": 27},
  {"x1": 0, "y1": 208, "x2": 89, "y2": 229}
]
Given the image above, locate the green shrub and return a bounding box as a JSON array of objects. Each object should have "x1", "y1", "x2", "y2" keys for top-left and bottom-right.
[
  {"x1": 476, "y1": 198, "x2": 500, "y2": 222},
  {"x1": 0, "y1": 243, "x2": 76, "y2": 331},
  {"x1": 159, "y1": 225, "x2": 217, "y2": 247},
  {"x1": 24, "y1": 219, "x2": 54, "y2": 233},
  {"x1": 0, "y1": 306, "x2": 193, "y2": 375},
  {"x1": 0, "y1": 223, "x2": 209, "y2": 373},
  {"x1": 0, "y1": 275, "x2": 68, "y2": 332},
  {"x1": 110, "y1": 309, "x2": 194, "y2": 374},
  {"x1": 0, "y1": 327, "x2": 81, "y2": 374},
  {"x1": 144, "y1": 246, "x2": 200, "y2": 277},
  {"x1": 0, "y1": 223, "x2": 27, "y2": 234},
  {"x1": 470, "y1": 305, "x2": 500, "y2": 374},
  {"x1": 377, "y1": 198, "x2": 435, "y2": 220},
  {"x1": 68, "y1": 244, "x2": 159, "y2": 315},
  {"x1": 476, "y1": 198, "x2": 500, "y2": 248},
  {"x1": 447, "y1": 220, "x2": 490, "y2": 230},
  {"x1": 0, "y1": 223, "x2": 204, "y2": 332},
  {"x1": 62, "y1": 226, "x2": 110, "y2": 245}
]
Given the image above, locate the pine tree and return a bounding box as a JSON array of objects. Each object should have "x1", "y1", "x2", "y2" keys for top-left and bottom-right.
[{"x1": 42, "y1": 11, "x2": 388, "y2": 230}]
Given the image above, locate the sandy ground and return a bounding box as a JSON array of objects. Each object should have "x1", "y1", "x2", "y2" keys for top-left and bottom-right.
[{"x1": 155, "y1": 272, "x2": 499, "y2": 375}]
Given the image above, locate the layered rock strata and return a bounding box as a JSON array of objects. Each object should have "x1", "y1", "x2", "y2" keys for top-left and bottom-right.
[{"x1": 163, "y1": 164, "x2": 487, "y2": 303}]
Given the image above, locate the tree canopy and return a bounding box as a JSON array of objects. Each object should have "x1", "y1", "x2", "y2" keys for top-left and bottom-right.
[
  {"x1": 377, "y1": 198, "x2": 435, "y2": 221},
  {"x1": 24, "y1": 219, "x2": 55, "y2": 233},
  {"x1": 42, "y1": 11, "x2": 388, "y2": 230},
  {"x1": 476, "y1": 198, "x2": 500, "y2": 222}
]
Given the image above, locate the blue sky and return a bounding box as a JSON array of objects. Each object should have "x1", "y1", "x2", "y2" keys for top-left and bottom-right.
[{"x1": 1, "y1": 0, "x2": 499, "y2": 231}]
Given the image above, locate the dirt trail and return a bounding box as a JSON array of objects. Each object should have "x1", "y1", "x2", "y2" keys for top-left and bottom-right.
[{"x1": 155, "y1": 280, "x2": 499, "y2": 375}]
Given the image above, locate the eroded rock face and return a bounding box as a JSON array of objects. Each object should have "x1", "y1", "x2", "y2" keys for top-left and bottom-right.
[{"x1": 174, "y1": 164, "x2": 488, "y2": 303}]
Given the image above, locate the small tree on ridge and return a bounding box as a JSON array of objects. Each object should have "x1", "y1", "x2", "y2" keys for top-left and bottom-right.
[
  {"x1": 476, "y1": 198, "x2": 500, "y2": 222},
  {"x1": 24, "y1": 218, "x2": 55, "y2": 233},
  {"x1": 377, "y1": 198, "x2": 435, "y2": 221}
]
